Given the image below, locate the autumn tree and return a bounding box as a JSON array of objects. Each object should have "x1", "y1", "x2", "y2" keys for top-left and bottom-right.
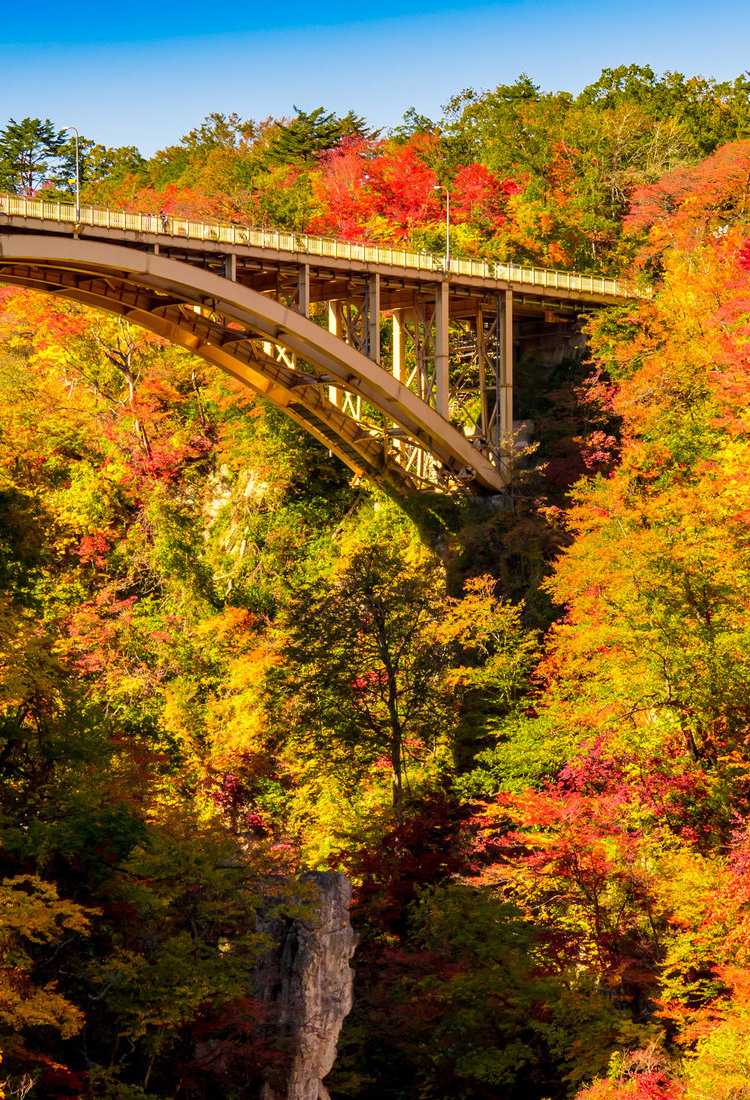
[
  {"x1": 48, "y1": 137, "x2": 147, "y2": 197},
  {"x1": 270, "y1": 531, "x2": 447, "y2": 826},
  {"x1": 626, "y1": 138, "x2": 750, "y2": 268},
  {"x1": 6, "y1": 73, "x2": 750, "y2": 1100}
]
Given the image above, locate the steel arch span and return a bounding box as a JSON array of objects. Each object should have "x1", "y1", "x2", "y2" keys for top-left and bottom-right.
[{"x1": 0, "y1": 234, "x2": 505, "y2": 495}]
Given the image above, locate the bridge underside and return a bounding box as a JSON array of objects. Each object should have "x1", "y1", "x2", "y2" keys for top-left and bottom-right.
[{"x1": 0, "y1": 234, "x2": 515, "y2": 495}]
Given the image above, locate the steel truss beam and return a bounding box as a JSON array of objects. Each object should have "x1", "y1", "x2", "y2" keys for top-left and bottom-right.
[
  {"x1": 0, "y1": 235, "x2": 505, "y2": 495},
  {"x1": 447, "y1": 293, "x2": 514, "y2": 472}
]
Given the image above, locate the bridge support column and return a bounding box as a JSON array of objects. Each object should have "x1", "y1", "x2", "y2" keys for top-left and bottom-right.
[
  {"x1": 500, "y1": 289, "x2": 514, "y2": 474},
  {"x1": 365, "y1": 274, "x2": 380, "y2": 363},
  {"x1": 223, "y1": 253, "x2": 237, "y2": 281},
  {"x1": 392, "y1": 309, "x2": 406, "y2": 384},
  {"x1": 390, "y1": 309, "x2": 408, "y2": 454},
  {"x1": 435, "y1": 281, "x2": 450, "y2": 417},
  {"x1": 298, "y1": 264, "x2": 310, "y2": 318},
  {"x1": 476, "y1": 304, "x2": 488, "y2": 438},
  {"x1": 327, "y1": 301, "x2": 343, "y2": 408}
]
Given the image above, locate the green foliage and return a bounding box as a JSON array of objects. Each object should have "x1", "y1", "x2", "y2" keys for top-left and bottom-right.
[
  {"x1": 0, "y1": 116, "x2": 64, "y2": 193},
  {"x1": 389, "y1": 106, "x2": 435, "y2": 142},
  {"x1": 268, "y1": 508, "x2": 448, "y2": 827},
  {"x1": 264, "y1": 106, "x2": 373, "y2": 166},
  {"x1": 456, "y1": 711, "x2": 579, "y2": 797},
  {"x1": 331, "y1": 879, "x2": 644, "y2": 1099},
  {"x1": 577, "y1": 64, "x2": 750, "y2": 152}
]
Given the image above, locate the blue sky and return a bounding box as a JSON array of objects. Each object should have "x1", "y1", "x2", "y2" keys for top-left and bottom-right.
[{"x1": 1, "y1": 0, "x2": 748, "y2": 154}]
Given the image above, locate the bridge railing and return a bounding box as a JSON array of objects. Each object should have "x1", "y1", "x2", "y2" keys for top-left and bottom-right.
[{"x1": 0, "y1": 192, "x2": 639, "y2": 300}]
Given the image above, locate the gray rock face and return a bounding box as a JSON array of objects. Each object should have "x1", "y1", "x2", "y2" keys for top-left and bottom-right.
[{"x1": 256, "y1": 871, "x2": 357, "y2": 1100}]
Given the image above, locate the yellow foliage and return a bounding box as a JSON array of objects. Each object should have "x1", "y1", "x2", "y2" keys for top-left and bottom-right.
[
  {"x1": 683, "y1": 1002, "x2": 750, "y2": 1099},
  {"x1": 0, "y1": 598, "x2": 61, "y2": 712},
  {"x1": 0, "y1": 875, "x2": 97, "y2": 1043}
]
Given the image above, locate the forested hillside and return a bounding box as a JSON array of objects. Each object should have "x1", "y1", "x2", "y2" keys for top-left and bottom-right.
[{"x1": 3, "y1": 64, "x2": 750, "y2": 1098}]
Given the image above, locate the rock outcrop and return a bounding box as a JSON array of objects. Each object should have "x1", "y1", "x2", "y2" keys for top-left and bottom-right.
[{"x1": 256, "y1": 871, "x2": 357, "y2": 1100}]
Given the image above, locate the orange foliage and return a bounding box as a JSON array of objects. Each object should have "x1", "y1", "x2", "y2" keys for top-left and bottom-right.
[{"x1": 626, "y1": 140, "x2": 750, "y2": 264}]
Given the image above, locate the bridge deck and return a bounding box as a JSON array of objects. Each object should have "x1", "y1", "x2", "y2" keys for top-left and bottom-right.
[{"x1": 0, "y1": 193, "x2": 637, "y2": 313}]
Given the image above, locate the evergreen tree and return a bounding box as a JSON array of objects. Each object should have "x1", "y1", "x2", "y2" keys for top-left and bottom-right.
[
  {"x1": 0, "y1": 116, "x2": 65, "y2": 194},
  {"x1": 265, "y1": 106, "x2": 374, "y2": 165}
]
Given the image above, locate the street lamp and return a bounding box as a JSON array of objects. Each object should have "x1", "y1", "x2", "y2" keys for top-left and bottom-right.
[
  {"x1": 61, "y1": 125, "x2": 80, "y2": 223},
  {"x1": 434, "y1": 184, "x2": 450, "y2": 272}
]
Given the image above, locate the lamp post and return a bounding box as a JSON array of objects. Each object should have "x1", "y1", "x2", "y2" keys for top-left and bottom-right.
[
  {"x1": 434, "y1": 184, "x2": 450, "y2": 272},
  {"x1": 61, "y1": 125, "x2": 80, "y2": 223}
]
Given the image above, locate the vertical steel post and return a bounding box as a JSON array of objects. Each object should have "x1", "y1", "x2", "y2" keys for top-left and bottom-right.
[
  {"x1": 365, "y1": 273, "x2": 381, "y2": 362},
  {"x1": 390, "y1": 309, "x2": 407, "y2": 454},
  {"x1": 298, "y1": 264, "x2": 310, "y2": 317},
  {"x1": 500, "y1": 289, "x2": 514, "y2": 467},
  {"x1": 392, "y1": 309, "x2": 405, "y2": 385},
  {"x1": 494, "y1": 297, "x2": 502, "y2": 461},
  {"x1": 476, "y1": 304, "x2": 487, "y2": 436},
  {"x1": 327, "y1": 301, "x2": 343, "y2": 407},
  {"x1": 435, "y1": 280, "x2": 450, "y2": 417}
]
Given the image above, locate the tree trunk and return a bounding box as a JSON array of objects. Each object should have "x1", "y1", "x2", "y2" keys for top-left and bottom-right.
[{"x1": 391, "y1": 734, "x2": 403, "y2": 828}]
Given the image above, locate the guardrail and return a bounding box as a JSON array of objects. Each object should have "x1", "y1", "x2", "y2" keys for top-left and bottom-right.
[{"x1": 0, "y1": 192, "x2": 639, "y2": 300}]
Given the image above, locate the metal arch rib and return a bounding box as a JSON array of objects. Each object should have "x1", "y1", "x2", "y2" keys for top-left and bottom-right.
[
  {"x1": 0, "y1": 265, "x2": 416, "y2": 494},
  {"x1": 124, "y1": 308, "x2": 418, "y2": 494},
  {"x1": 0, "y1": 234, "x2": 505, "y2": 493}
]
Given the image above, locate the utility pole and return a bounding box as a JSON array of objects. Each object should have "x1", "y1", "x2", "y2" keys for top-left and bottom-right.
[
  {"x1": 61, "y1": 125, "x2": 80, "y2": 223},
  {"x1": 434, "y1": 184, "x2": 450, "y2": 272}
]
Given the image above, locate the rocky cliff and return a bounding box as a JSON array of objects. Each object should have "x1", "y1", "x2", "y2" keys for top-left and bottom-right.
[{"x1": 256, "y1": 871, "x2": 357, "y2": 1100}]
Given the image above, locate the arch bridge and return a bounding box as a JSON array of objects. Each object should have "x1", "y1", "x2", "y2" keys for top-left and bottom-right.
[{"x1": 0, "y1": 195, "x2": 636, "y2": 495}]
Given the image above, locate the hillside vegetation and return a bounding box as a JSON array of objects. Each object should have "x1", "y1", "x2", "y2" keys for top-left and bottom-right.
[{"x1": 2, "y1": 65, "x2": 750, "y2": 1098}]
